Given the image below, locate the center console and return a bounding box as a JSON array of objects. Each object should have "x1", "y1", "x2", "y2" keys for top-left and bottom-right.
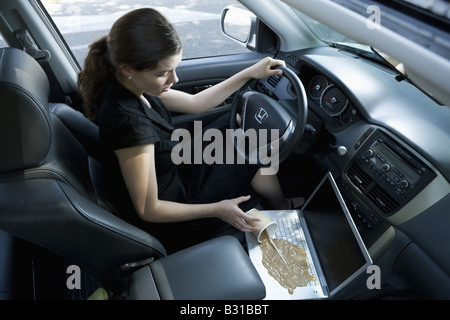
[
  {"x1": 122, "y1": 236, "x2": 266, "y2": 300},
  {"x1": 340, "y1": 128, "x2": 436, "y2": 242}
]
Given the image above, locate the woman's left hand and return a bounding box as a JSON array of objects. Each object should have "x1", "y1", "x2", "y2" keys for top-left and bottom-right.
[{"x1": 246, "y1": 57, "x2": 286, "y2": 80}]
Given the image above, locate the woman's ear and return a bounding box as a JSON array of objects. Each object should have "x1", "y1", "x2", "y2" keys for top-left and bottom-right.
[{"x1": 120, "y1": 64, "x2": 133, "y2": 80}]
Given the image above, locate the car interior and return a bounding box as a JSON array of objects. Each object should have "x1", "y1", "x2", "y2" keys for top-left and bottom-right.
[{"x1": 0, "y1": 0, "x2": 449, "y2": 301}]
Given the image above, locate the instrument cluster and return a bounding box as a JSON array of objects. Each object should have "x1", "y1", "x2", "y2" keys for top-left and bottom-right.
[{"x1": 307, "y1": 74, "x2": 360, "y2": 129}]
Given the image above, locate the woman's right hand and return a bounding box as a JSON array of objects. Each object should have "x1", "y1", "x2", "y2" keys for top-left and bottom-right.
[
  {"x1": 245, "y1": 57, "x2": 285, "y2": 80},
  {"x1": 216, "y1": 196, "x2": 261, "y2": 232}
]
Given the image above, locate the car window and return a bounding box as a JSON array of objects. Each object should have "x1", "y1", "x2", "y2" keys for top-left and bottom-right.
[{"x1": 40, "y1": 0, "x2": 249, "y2": 67}]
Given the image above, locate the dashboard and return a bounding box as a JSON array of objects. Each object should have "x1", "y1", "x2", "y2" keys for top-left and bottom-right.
[
  {"x1": 254, "y1": 45, "x2": 450, "y2": 298},
  {"x1": 256, "y1": 46, "x2": 450, "y2": 257}
]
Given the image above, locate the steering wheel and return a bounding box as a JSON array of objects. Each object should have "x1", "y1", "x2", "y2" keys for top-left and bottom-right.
[{"x1": 229, "y1": 66, "x2": 308, "y2": 167}]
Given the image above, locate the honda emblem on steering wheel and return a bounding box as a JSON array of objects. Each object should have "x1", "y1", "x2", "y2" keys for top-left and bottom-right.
[{"x1": 255, "y1": 107, "x2": 269, "y2": 124}]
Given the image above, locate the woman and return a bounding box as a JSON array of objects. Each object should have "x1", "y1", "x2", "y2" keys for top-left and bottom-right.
[{"x1": 78, "y1": 8, "x2": 303, "y2": 252}]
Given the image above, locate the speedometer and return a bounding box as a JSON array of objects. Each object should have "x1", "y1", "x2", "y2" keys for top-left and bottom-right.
[
  {"x1": 308, "y1": 75, "x2": 328, "y2": 99},
  {"x1": 320, "y1": 85, "x2": 348, "y2": 116}
]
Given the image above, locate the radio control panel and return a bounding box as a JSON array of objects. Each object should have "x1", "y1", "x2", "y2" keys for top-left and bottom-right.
[
  {"x1": 346, "y1": 129, "x2": 436, "y2": 216},
  {"x1": 362, "y1": 138, "x2": 420, "y2": 196}
]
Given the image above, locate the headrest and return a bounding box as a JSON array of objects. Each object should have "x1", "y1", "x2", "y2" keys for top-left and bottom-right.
[{"x1": 0, "y1": 47, "x2": 51, "y2": 173}]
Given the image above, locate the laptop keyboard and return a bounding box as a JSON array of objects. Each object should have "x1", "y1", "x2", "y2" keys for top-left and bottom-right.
[{"x1": 274, "y1": 216, "x2": 304, "y2": 246}]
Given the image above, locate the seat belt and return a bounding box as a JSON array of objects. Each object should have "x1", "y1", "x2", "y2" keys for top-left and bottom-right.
[{"x1": 15, "y1": 29, "x2": 68, "y2": 104}]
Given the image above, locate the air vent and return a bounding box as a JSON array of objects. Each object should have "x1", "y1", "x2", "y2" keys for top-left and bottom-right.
[
  {"x1": 346, "y1": 163, "x2": 400, "y2": 216},
  {"x1": 347, "y1": 163, "x2": 371, "y2": 191},
  {"x1": 366, "y1": 184, "x2": 400, "y2": 215},
  {"x1": 266, "y1": 75, "x2": 281, "y2": 88}
]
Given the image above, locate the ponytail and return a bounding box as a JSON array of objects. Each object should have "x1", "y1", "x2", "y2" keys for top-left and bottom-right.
[{"x1": 77, "y1": 36, "x2": 113, "y2": 121}]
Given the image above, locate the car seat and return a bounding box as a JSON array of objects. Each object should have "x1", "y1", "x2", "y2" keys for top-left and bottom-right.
[{"x1": 0, "y1": 47, "x2": 265, "y2": 299}]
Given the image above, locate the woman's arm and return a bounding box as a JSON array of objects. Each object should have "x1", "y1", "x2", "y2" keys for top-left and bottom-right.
[
  {"x1": 114, "y1": 144, "x2": 260, "y2": 232},
  {"x1": 160, "y1": 57, "x2": 285, "y2": 114}
]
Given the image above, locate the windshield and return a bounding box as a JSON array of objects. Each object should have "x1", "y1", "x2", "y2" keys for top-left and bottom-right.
[
  {"x1": 292, "y1": 8, "x2": 405, "y2": 74},
  {"x1": 292, "y1": 6, "x2": 444, "y2": 104},
  {"x1": 293, "y1": 9, "x2": 356, "y2": 45}
]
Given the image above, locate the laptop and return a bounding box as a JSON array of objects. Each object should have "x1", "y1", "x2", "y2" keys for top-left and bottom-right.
[{"x1": 245, "y1": 171, "x2": 372, "y2": 300}]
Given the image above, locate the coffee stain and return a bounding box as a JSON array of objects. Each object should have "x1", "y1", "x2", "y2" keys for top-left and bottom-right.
[{"x1": 260, "y1": 230, "x2": 316, "y2": 294}]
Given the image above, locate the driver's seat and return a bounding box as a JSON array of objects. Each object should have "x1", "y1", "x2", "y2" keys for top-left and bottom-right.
[{"x1": 0, "y1": 47, "x2": 264, "y2": 299}]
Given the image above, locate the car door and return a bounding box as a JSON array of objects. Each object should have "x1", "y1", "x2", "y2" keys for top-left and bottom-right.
[{"x1": 171, "y1": 51, "x2": 267, "y2": 130}]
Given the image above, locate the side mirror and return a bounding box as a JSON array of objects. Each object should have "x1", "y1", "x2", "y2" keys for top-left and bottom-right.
[{"x1": 221, "y1": 7, "x2": 257, "y2": 50}]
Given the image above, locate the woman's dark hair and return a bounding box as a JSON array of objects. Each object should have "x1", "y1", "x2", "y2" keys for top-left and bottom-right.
[{"x1": 77, "y1": 8, "x2": 182, "y2": 120}]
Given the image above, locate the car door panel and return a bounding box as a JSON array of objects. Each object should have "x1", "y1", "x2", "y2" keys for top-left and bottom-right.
[{"x1": 172, "y1": 51, "x2": 269, "y2": 129}]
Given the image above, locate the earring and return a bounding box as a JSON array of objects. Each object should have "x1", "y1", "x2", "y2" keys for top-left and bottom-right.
[{"x1": 128, "y1": 76, "x2": 132, "y2": 80}]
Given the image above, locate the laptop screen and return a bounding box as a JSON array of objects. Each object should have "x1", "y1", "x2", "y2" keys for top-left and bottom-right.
[{"x1": 301, "y1": 172, "x2": 372, "y2": 296}]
